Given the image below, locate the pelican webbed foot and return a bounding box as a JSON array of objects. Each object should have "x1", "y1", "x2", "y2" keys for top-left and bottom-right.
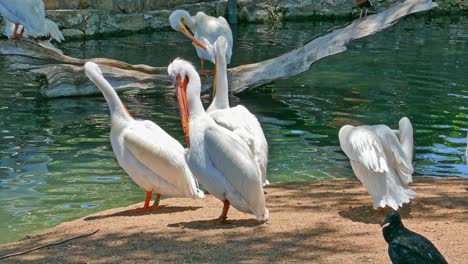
[{"x1": 130, "y1": 191, "x2": 161, "y2": 213}]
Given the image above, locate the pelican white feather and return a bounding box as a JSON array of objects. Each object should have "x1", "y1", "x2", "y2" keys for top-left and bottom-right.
[
  {"x1": 168, "y1": 58, "x2": 268, "y2": 222},
  {"x1": 5, "y1": 18, "x2": 65, "y2": 54},
  {"x1": 207, "y1": 36, "x2": 269, "y2": 186},
  {"x1": 338, "y1": 117, "x2": 416, "y2": 210},
  {"x1": 5, "y1": 19, "x2": 64, "y2": 42},
  {"x1": 84, "y1": 62, "x2": 204, "y2": 211},
  {"x1": 0, "y1": 0, "x2": 47, "y2": 38}
]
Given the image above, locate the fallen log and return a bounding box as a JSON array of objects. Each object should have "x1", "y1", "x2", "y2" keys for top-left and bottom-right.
[{"x1": 0, "y1": 0, "x2": 437, "y2": 98}]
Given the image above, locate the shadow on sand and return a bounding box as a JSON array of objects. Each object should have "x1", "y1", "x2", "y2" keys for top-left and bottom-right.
[{"x1": 84, "y1": 206, "x2": 203, "y2": 221}]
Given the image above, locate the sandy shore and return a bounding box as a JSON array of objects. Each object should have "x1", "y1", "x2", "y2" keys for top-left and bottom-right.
[{"x1": 0, "y1": 177, "x2": 466, "y2": 263}]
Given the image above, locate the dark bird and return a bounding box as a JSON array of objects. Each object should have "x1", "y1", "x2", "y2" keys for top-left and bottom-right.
[
  {"x1": 356, "y1": 0, "x2": 374, "y2": 19},
  {"x1": 381, "y1": 211, "x2": 448, "y2": 264}
]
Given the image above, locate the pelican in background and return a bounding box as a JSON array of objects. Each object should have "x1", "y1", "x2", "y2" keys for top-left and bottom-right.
[
  {"x1": 355, "y1": 0, "x2": 373, "y2": 19},
  {"x1": 338, "y1": 117, "x2": 416, "y2": 210},
  {"x1": 207, "y1": 36, "x2": 269, "y2": 186},
  {"x1": 0, "y1": 0, "x2": 47, "y2": 39},
  {"x1": 169, "y1": 9, "x2": 233, "y2": 75},
  {"x1": 84, "y1": 62, "x2": 204, "y2": 212},
  {"x1": 168, "y1": 58, "x2": 268, "y2": 223},
  {"x1": 5, "y1": 18, "x2": 64, "y2": 53}
]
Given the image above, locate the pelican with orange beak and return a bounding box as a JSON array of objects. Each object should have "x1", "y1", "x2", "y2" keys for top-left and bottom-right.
[
  {"x1": 169, "y1": 10, "x2": 233, "y2": 76},
  {"x1": 168, "y1": 58, "x2": 268, "y2": 223},
  {"x1": 84, "y1": 62, "x2": 204, "y2": 212}
]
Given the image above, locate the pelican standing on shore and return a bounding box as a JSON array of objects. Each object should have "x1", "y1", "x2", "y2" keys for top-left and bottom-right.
[
  {"x1": 207, "y1": 36, "x2": 269, "y2": 186},
  {"x1": 168, "y1": 58, "x2": 268, "y2": 223},
  {"x1": 0, "y1": 0, "x2": 47, "y2": 39},
  {"x1": 84, "y1": 62, "x2": 204, "y2": 212},
  {"x1": 338, "y1": 117, "x2": 416, "y2": 210},
  {"x1": 169, "y1": 10, "x2": 233, "y2": 75}
]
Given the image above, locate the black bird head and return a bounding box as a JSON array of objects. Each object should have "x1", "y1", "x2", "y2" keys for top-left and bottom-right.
[{"x1": 381, "y1": 210, "x2": 404, "y2": 243}]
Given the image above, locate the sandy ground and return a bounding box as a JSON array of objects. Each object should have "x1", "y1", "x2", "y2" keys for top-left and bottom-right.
[{"x1": 0, "y1": 177, "x2": 466, "y2": 263}]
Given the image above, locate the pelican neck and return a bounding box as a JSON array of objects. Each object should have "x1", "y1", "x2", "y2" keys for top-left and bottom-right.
[
  {"x1": 209, "y1": 51, "x2": 229, "y2": 111},
  {"x1": 90, "y1": 72, "x2": 132, "y2": 123},
  {"x1": 185, "y1": 68, "x2": 206, "y2": 119}
]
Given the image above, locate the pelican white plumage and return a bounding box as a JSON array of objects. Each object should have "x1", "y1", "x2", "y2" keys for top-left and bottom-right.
[
  {"x1": 0, "y1": 0, "x2": 47, "y2": 39},
  {"x1": 169, "y1": 9, "x2": 233, "y2": 75},
  {"x1": 168, "y1": 58, "x2": 268, "y2": 223},
  {"x1": 5, "y1": 18, "x2": 65, "y2": 53},
  {"x1": 84, "y1": 62, "x2": 204, "y2": 212},
  {"x1": 207, "y1": 36, "x2": 269, "y2": 186},
  {"x1": 338, "y1": 117, "x2": 416, "y2": 210}
]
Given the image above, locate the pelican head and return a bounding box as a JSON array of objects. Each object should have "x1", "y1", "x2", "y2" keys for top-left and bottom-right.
[
  {"x1": 214, "y1": 36, "x2": 228, "y2": 65},
  {"x1": 84, "y1": 61, "x2": 104, "y2": 83},
  {"x1": 84, "y1": 62, "x2": 131, "y2": 120},
  {"x1": 169, "y1": 10, "x2": 207, "y2": 51},
  {"x1": 168, "y1": 58, "x2": 203, "y2": 145}
]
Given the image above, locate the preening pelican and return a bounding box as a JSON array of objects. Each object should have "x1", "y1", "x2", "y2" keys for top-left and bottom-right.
[
  {"x1": 338, "y1": 117, "x2": 416, "y2": 210},
  {"x1": 84, "y1": 62, "x2": 204, "y2": 212},
  {"x1": 0, "y1": 0, "x2": 47, "y2": 39},
  {"x1": 168, "y1": 58, "x2": 268, "y2": 223},
  {"x1": 169, "y1": 10, "x2": 233, "y2": 75},
  {"x1": 207, "y1": 36, "x2": 269, "y2": 186},
  {"x1": 5, "y1": 18, "x2": 64, "y2": 53}
]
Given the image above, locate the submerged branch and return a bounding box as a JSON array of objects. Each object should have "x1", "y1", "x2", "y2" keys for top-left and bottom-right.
[{"x1": 0, "y1": 0, "x2": 437, "y2": 98}]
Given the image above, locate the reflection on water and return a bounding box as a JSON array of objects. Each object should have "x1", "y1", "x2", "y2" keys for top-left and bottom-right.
[{"x1": 0, "y1": 16, "x2": 467, "y2": 244}]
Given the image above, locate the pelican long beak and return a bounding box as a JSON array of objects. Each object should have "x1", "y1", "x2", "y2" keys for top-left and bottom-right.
[
  {"x1": 212, "y1": 56, "x2": 217, "y2": 99},
  {"x1": 179, "y1": 19, "x2": 207, "y2": 51},
  {"x1": 175, "y1": 74, "x2": 190, "y2": 145}
]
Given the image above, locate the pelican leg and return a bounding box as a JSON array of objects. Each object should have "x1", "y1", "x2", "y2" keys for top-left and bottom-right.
[
  {"x1": 132, "y1": 191, "x2": 159, "y2": 212},
  {"x1": 359, "y1": 9, "x2": 363, "y2": 19},
  {"x1": 216, "y1": 200, "x2": 230, "y2": 224},
  {"x1": 149, "y1": 193, "x2": 161, "y2": 209},
  {"x1": 19, "y1": 27, "x2": 25, "y2": 38},
  {"x1": 199, "y1": 58, "x2": 208, "y2": 77},
  {"x1": 10, "y1": 23, "x2": 21, "y2": 39},
  {"x1": 364, "y1": 8, "x2": 368, "y2": 18}
]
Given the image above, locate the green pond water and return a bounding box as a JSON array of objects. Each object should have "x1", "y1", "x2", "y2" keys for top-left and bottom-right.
[{"x1": 0, "y1": 16, "x2": 467, "y2": 244}]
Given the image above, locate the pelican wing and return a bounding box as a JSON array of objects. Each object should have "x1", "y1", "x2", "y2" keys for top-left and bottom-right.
[
  {"x1": 350, "y1": 160, "x2": 387, "y2": 200},
  {"x1": 44, "y1": 19, "x2": 64, "y2": 42},
  {"x1": 22, "y1": 0, "x2": 47, "y2": 36},
  {"x1": 123, "y1": 121, "x2": 203, "y2": 198},
  {"x1": 374, "y1": 126, "x2": 414, "y2": 185},
  {"x1": 340, "y1": 126, "x2": 389, "y2": 173},
  {"x1": 209, "y1": 105, "x2": 269, "y2": 184},
  {"x1": 204, "y1": 125, "x2": 265, "y2": 213}
]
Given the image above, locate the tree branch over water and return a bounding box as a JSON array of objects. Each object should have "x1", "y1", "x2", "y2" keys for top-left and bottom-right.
[{"x1": 0, "y1": 0, "x2": 437, "y2": 98}]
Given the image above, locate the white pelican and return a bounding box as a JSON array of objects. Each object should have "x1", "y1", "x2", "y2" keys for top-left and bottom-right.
[
  {"x1": 168, "y1": 58, "x2": 268, "y2": 223},
  {"x1": 207, "y1": 36, "x2": 269, "y2": 186},
  {"x1": 84, "y1": 62, "x2": 204, "y2": 212},
  {"x1": 338, "y1": 117, "x2": 416, "y2": 210},
  {"x1": 5, "y1": 18, "x2": 64, "y2": 53},
  {"x1": 169, "y1": 9, "x2": 233, "y2": 75},
  {"x1": 0, "y1": 0, "x2": 47, "y2": 39}
]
